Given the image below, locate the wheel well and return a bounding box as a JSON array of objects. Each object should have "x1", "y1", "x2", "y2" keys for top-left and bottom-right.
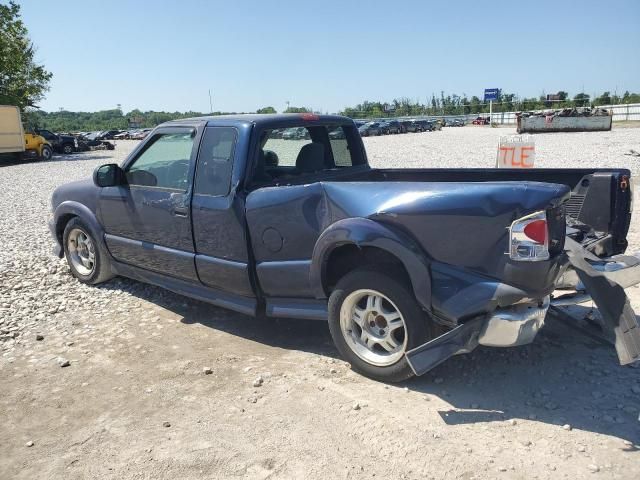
[
  {"x1": 324, "y1": 245, "x2": 411, "y2": 294},
  {"x1": 56, "y1": 214, "x2": 76, "y2": 244}
]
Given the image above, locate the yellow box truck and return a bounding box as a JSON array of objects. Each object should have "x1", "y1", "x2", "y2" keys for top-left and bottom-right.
[{"x1": 0, "y1": 105, "x2": 52, "y2": 161}]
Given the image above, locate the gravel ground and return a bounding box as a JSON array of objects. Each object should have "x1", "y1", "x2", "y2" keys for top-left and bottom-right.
[{"x1": 1, "y1": 127, "x2": 639, "y2": 479}]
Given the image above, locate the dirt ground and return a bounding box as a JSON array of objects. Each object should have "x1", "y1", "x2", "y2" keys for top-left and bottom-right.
[{"x1": 1, "y1": 127, "x2": 639, "y2": 479}]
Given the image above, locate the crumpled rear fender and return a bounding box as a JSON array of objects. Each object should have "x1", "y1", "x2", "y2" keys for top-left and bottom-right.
[{"x1": 310, "y1": 217, "x2": 432, "y2": 309}]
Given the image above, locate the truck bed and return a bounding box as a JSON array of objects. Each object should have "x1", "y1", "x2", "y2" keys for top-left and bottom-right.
[{"x1": 339, "y1": 167, "x2": 632, "y2": 257}]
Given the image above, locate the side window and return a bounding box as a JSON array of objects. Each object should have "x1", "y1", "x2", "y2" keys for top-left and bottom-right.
[
  {"x1": 126, "y1": 130, "x2": 194, "y2": 190},
  {"x1": 194, "y1": 127, "x2": 237, "y2": 196}
]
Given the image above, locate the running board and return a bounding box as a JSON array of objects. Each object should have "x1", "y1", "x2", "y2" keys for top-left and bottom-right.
[{"x1": 265, "y1": 298, "x2": 328, "y2": 321}]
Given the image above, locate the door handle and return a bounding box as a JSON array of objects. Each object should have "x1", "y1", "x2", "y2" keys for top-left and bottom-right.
[{"x1": 173, "y1": 206, "x2": 188, "y2": 217}]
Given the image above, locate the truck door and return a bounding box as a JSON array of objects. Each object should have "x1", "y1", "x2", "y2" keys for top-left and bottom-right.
[
  {"x1": 191, "y1": 126, "x2": 256, "y2": 302},
  {"x1": 98, "y1": 127, "x2": 198, "y2": 281}
]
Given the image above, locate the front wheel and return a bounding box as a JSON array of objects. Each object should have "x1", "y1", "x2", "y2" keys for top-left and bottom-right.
[
  {"x1": 328, "y1": 269, "x2": 431, "y2": 382},
  {"x1": 63, "y1": 217, "x2": 114, "y2": 284},
  {"x1": 62, "y1": 144, "x2": 74, "y2": 154},
  {"x1": 40, "y1": 145, "x2": 53, "y2": 161}
]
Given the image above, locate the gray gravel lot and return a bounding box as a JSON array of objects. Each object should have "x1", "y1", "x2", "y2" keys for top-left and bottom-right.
[{"x1": 1, "y1": 126, "x2": 639, "y2": 479}]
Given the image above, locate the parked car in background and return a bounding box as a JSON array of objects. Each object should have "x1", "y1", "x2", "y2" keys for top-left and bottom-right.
[
  {"x1": 329, "y1": 127, "x2": 346, "y2": 139},
  {"x1": 473, "y1": 116, "x2": 490, "y2": 125},
  {"x1": 406, "y1": 120, "x2": 433, "y2": 132},
  {"x1": 358, "y1": 122, "x2": 383, "y2": 136},
  {"x1": 383, "y1": 120, "x2": 403, "y2": 134},
  {"x1": 448, "y1": 119, "x2": 465, "y2": 127},
  {"x1": 131, "y1": 128, "x2": 153, "y2": 140},
  {"x1": 399, "y1": 120, "x2": 412, "y2": 133},
  {"x1": 35, "y1": 129, "x2": 78, "y2": 154},
  {"x1": 114, "y1": 131, "x2": 134, "y2": 140},
  {"x1": 377, "y1": 122, "x2": 391, "y2": 135},
  {"x1": 99, "y1": 130, "x2": 123, "y2": 140},
  {"x1": 269, "y1": 128, "x2": 286, "y2": 139},
  {"x1": 282, "y1": 127, "x2": 310, "y2": 140}
]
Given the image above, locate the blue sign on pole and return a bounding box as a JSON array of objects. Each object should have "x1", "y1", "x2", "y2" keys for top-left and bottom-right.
[{"x1": 484, "y1": 88, "x2": 500, "y2": 101}]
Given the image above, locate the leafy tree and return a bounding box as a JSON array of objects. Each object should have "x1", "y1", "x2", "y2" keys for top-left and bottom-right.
[
  {"x1": 0, "y1": 1, "x2": 52, "y2": 109},
  {"x1": 594, "y1": 91, "x2": 612, "y2": 106},
  {"x1": 573, "y1": 92, "x2": 590, "y2": 107},
  {"x1": 256, "y1": 106, "x2": 277, "y2": 114},
  {"x1": 283, "y1": 106, "x2": 310, "y2": 113}
]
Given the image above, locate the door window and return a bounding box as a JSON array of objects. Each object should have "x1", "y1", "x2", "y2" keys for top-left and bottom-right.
[
  {"x1": 194, "y1": 127, "x2": 237, "y2": 196},
  {"x1": 125, "y1": 131, "x2": 195, "y2": 190}
]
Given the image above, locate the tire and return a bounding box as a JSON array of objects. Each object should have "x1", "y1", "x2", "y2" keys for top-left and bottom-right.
[
  {"x1": 40, "y1": 145, "x2": 53, "y2": 161},
  {"x1": 62, "y1": 144, "x2": 74, "y2": 154},
  {"x1": 63, "y1": 217, "x2": 114, "y2": 285},
  {"x1": 328, "y1": 268, "x2": 432, "y2": 382}
]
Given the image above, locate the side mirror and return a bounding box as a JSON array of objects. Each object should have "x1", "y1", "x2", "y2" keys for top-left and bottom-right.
[{"x1": 93, "y1": 163, "x2": 123, "y2": 187}]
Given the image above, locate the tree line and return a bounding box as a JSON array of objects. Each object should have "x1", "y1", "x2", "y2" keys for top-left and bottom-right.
[
  {"x1": 26, "y1": 106, "x2": 313, "y2": 132},
  {"x1": 340, "y1": 91, "x2": 640, "y2": 119}
]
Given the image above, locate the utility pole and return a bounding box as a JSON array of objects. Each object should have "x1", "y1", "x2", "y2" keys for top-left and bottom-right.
[
  {"x1": 286, "y1": 100, "x2": 290, "y2": 112},
  {"x1": 208, "y1": 89, "x2": 213, "y2": 114}
]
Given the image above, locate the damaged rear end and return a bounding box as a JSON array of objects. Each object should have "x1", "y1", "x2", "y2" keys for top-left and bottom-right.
[{"x1": 402, "y1": 173, "x2": 640, "y2": 375}]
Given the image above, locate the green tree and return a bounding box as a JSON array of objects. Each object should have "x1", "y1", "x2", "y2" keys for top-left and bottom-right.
[
  {"x1": 0, "y1": 1, "x2": 52, "y2": 108},
  {"x1": 594, "y1": 91, "x2": 612, "y2": 106},
  {"x1": 283, "y1": 106, "x2": 310, "y2": 113},
  {"x1": 573, "y1": 92, "x2": 590, "y2": 107},
  {"x1": 256, "y1": 106, "x2": 277, "y2": 114}
]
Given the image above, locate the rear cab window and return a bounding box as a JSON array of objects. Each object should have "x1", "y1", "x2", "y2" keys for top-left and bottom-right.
[{"x1": 251, "y1": 122, "x2": 364, "y2": 186}]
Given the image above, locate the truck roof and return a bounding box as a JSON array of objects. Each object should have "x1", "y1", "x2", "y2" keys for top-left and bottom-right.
[{"x1": 162, "y1": 113, "x2": 352, "y2": 128}]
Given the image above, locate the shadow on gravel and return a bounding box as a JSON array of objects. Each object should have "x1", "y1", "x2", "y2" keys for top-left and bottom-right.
[
  {"x1": 404, "y1": 313, "x2": 640, "y2": 444},
  {"x1": 96, "y1": 277, "x2": 338, "y2": 359},
  {"x1": 97, "y1": 276, "x2": 639, "y2": 444}
]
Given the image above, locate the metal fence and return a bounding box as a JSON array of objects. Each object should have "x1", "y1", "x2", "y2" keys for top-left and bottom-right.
[
  {"x1": 447, "y1": 103, "x2": 640, "y2": 125},
  {"x1": 383, "y1": 103, "x2": 640, "y2": 126}
]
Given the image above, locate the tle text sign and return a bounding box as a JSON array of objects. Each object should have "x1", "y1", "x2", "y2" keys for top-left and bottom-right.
[{"x1": 496, "y1": 135, "x2": 535, "y2": 168}]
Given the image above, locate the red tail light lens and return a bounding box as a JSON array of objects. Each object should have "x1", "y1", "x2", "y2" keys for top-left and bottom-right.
[
  {"x1": 523, "y1": 219, "x2": 547, "y2": 244},
  {"x1": 509, "y1": 211, "x2": 550, "y2": 261}
]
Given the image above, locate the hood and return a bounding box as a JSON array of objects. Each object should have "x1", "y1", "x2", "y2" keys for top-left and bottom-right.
[{"x1": 51, "y1": 178, "x2": 99, "y2": 213}]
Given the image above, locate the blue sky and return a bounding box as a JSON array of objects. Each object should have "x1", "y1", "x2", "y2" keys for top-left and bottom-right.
[{"x1": 19, "y1": 0, "x2": 640, "y2": 114}]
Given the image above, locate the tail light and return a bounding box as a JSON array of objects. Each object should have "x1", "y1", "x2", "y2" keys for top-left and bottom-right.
[{"x1": 509, "y1": 211, "x2": 550, "y2": 261}]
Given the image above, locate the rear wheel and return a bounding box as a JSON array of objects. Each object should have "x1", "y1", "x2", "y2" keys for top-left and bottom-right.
[
  {"x1": 62, "y1": 144, "x2": 74, "y2": 154},
  {"x1": 328, "y1": 268, "x2": 431, "y2": 382}
]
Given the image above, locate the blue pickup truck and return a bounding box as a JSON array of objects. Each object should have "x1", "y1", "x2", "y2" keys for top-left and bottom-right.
[{"x1": 50, "y1": 114, "x2": 640, "y2": 382}]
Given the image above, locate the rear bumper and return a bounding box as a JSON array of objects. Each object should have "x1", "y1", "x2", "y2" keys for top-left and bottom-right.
[
  {"x1": 478, "y1": 297, "x2": 550, "y2": 347},
  {"x1": 407, "y1": 241, "x2": 640, "y2": 376}
]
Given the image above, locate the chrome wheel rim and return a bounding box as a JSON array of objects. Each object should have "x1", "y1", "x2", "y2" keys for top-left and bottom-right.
[
  {"x1": 340, "y1": 289, "x2": 408, "y2": 367},
  {"x1": 67, "y1": 228, "x2": 95, "y2": 276}
]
